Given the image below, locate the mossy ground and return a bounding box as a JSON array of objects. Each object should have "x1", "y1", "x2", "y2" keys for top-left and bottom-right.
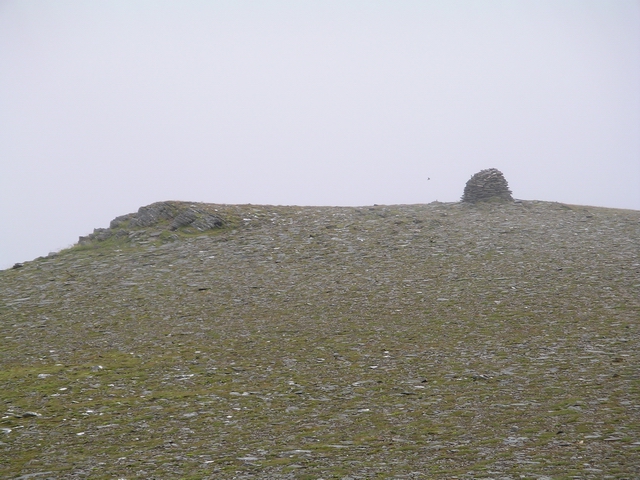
[{"x1": 1, "y1": 201, "x2": 639, "y2": 478}]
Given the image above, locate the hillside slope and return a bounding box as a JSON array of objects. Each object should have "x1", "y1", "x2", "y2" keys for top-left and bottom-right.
[{"x1": 1, "y1": 200, "x2": 639, "y2": 479}]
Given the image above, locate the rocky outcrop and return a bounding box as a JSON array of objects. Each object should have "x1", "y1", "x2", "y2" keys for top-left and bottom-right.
[
  {"x1": 462, "y1": 168, "x2": 513, "y2": 203},
  {"x1": 78, "y1": 201, "x2": 224, "y2": 245}
]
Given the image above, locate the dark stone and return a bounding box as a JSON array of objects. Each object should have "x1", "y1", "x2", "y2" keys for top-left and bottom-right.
[
  {"x1": 110, "y1": 214, "x2": 134, "y2": 229},
  {"x1": 77, "y1": 202, "x2": 224, "y2": 245},
  {"x1": 131, "y1": 202, "x2": 180, "y2": 228},
  {"x1": 462, "y1": 168, "x2": 513, "y2": 203},
  {"x1": 191, "y1": 213, "x2": 224, "y2": 231},
  {"x1": 170, "y1": 208, "x2": 199, "y2": 231},
  {"x1": 169, "y1": 207, "x2": 224, "y2": 231}
]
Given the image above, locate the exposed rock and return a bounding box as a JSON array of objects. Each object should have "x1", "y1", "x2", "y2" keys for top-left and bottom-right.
[
  {"x1": 170, "y1": 208, "x2": 198, "y2": 230},
  {"x1": 169, "y1": 207, "x2": 223, "y2": 231},
  {"x1": 131, "y1": 202, "x2": 181, "y2": 228},
  {"x1": 462, "y1": 168, "x2": 513, "y2": 203},
  {"x1": 21, "y1": 411, "x2": 42, "y2": 418},
  {"x1": 78, "y1": 201, "x2": 224, "y2": 245}
]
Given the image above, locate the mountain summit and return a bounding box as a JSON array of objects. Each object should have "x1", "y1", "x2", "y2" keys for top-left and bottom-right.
[{"x1": 1, "y1": 200, "x2": 639, "y2": 478}]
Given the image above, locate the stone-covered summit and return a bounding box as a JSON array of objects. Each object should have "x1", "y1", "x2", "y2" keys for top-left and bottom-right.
[
  {"x1": 2, "y1": 198, "x2": 639, "y2": 478},
  {"x1": 461, "y1": 168, "x2": 513, "y2": 203}
]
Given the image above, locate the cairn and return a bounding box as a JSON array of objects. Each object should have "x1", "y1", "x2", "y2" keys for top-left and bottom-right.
[{"x1": 461, "y1": 168, "x2": 513, "y2": 203}]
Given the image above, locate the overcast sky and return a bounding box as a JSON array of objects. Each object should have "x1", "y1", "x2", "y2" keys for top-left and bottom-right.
[{"x1": 1, "y1": 0, "x2": 639, "y2": 269}]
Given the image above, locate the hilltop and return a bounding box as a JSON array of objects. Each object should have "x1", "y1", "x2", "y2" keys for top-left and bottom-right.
[{"x1": 1, "y1": 199, "x2": 639, "y2": 479}]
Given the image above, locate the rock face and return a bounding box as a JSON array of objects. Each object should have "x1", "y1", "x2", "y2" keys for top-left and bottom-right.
[
  {"x1": 461, "y1": 168, "x2": 513, "y2": 203},
  {"x1": 78, "y1": 201, "x2": 224, "y2": 245},
  {"x1": 110, "y1": 202, "x2": 224, "y2": 231}
]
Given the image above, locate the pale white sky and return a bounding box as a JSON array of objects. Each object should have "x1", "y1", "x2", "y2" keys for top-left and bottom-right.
[{"x1": 1, "y1": 0, "x2": 639, "y2": 269}]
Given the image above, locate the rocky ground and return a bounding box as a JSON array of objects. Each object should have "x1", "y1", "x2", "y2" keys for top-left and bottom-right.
[{"x1": 1, "y1": 200, "x2": 639, "y2": 479}]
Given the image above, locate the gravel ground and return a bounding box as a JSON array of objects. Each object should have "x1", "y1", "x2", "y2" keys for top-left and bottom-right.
[{"x1": 1, "y1": 200, "x2": 639, "y2": 479}]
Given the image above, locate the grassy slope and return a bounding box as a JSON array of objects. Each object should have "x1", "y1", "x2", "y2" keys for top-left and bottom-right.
[{"x1": 1, "y1": 200, "x2": 639, "y2": 479}]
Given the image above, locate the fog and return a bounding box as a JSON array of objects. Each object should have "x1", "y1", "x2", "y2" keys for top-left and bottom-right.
[{"x1": 1, "y1": 1, "x2": 639, "y2": 269}]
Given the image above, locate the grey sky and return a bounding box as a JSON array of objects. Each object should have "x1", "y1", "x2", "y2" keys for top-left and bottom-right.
[{"x1": 1, "y1": 0, "x2": 639, "y2": 269}]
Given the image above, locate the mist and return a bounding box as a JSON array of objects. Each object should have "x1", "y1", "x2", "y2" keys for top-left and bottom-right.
[{"x1": 1, "y1": 1, "x2": 639, "y2": 269}]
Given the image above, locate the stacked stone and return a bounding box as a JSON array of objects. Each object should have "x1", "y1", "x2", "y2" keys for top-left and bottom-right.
[{"x1": 461, "y1": 168, "x2": 513, "y2": 203}]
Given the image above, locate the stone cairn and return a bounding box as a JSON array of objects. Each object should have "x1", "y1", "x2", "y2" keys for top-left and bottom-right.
[{"x1": 461, "y1": 168, "x2": 513, "y2": 203}]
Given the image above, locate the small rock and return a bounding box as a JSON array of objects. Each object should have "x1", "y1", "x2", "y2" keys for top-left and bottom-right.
[
  {"x1": 504, "y1": 436, "x2": 528, "y2": 445},
  {"x1": 22, "y1": 411, "x2": 41, "y2": 418}
]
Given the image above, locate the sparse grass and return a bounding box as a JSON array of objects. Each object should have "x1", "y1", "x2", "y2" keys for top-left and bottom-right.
[{"x1": 1, "y1": 200, "x2": 639, "y2": 478}]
